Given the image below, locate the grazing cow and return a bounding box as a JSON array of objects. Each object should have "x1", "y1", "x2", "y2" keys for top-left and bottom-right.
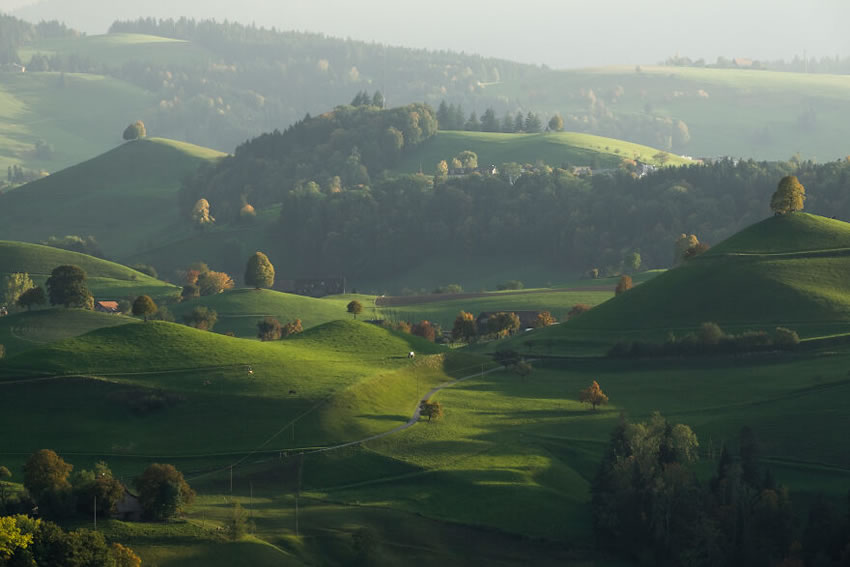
[{"x1": 408, "y1": 351, "x2": 415, "y2": 359}]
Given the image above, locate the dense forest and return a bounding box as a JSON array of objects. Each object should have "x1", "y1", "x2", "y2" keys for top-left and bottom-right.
[
  {"x1": 0, "y1": 14, "x2": 76, "y2": 64},
  {"x1": 179, "y1": 103, "x2": 850, "y2": 279}
]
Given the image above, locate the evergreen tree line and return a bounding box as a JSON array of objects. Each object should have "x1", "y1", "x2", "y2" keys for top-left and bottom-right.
[{"x1": 435, "y1": 101, "x2": 547, "y2": 133}]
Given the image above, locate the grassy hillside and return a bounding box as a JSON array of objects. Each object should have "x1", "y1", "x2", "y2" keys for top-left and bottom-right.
[
  {"x1": 0, "y1": 138, "x2": 224, "y2": 258},
  {"x1": 489, "y1": 65, "x2": 850, "y2": 161},
  {"x1": 18, "y1": 33, "x2": 212, "y2": 68},
  {"x1": 0, "y1": 70, "x2": 154, "y2": 172},
  {"x1": 396, "y1": 130, "x2": 690, "y2": 174},
  {"x1": 505, "y1": 213, "x2": 850, "y2": 355},
  {"x1": 168, "y1": 289, "x2": 366, "y2": 337},
  {"x1": 0, "y1": 308, "x2": 137, "y2": 357},
  {"x1": 0, "y1": 240, "x2": 178, "y2": 300}
]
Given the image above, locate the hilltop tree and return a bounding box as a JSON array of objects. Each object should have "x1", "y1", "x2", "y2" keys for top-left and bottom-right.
[
  {"x1": 16, "y1": 286, "x2": 46, "y2": 311},
  {"x1": 45, "y1": 265, "x2": 93, "y2": 309},
  {"x1": 347, "y1": 300, "x2": 363, "y2": 319},
  {"x1": 183, "y1": 306, "x2": 218, "y2": 331},
  {"x1": 132, "y1": 295, "x2": 157, "y2": 321},
  {"x1": 2, "y1": 272, "x2": 35, "y2": 308},
  {"x1": 191, "y1": 198, "x2": 215, "y2": 228},
  {"x1": 548, "y1": 114, "x2": 564, "y2": 132},
  {"x1": 615, "y1": 275, "x2": 633, "y2": 295},
  {"x1": 770, "y1": 175, "x2": 806, "y2": 214},
  {"x1": 122, "y1": 120, "x2": 146, "y2": 141},
  {"x1": 420, "y1": 400, "x2": 444, "y2": 422},
  {"x1": 257, "y1": 316, "x2": 282, "y2": 341},
  {"x1": 579, "y1": 380, "x2": 609, "y2": 410},
  {"x1": 23, "y1": 449, "x2": 72, "y2": 502},
  {"x1": 451, "y1": 311, "x2": 477, "y2": 343},
  {"x1": 134, "y1": 463, "x2": 195, "y2": 521},
  {"x1": 244, "y1": 251, "x2": 275, "y2": 289}
]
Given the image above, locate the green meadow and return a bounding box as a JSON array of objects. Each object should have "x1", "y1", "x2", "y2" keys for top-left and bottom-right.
[
  {"x1": 0, "y1": 240, "x2": 179, "y2": 300},
  {"x1": 0, "y1": 70, "x2": 154, "y2": 172},
  {"x1": 395, "y1": 130, "x2": 691, "y2": 174}
]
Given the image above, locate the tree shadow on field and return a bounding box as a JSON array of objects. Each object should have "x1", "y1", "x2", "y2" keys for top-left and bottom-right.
[{"x1": 355, "y1": 413, "x2": 407, "y2": 422}]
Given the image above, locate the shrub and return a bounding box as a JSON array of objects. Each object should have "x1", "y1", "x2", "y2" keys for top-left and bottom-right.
[
  {"x1": 183, "y1": 306, "x2": 218, "y2": 331},
  {"x1": 257, "y1": 317, "x2": 282, "y2": 341},
  {"x1": 433, "y1": 283, "x2": 463, "y2": 294},
  {"x1": 615, "y1": 275, "x2": 633, "y2": 295},
  {"x1": 774, "y1": 327, "x2": 800, "y2": 350},
  {"x1": 567, "y1": 303, "x2": 591, "y2": 319},
  {"x1": 281, "y1": 319, "x2": 303, "y2": 337},
  {"x1": 496, "y1": 280, "x2": 524, "y2": 291},
  {"x1": 411, "y1": 320, "x2": 436, "y2": 342}
]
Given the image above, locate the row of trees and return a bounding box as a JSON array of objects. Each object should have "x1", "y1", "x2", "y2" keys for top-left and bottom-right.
[
  {"x1": 2, "y1": 267, "x2": 92, "y2": 312},
  {"x1": 435, "y1": 101, "x2": 555, "y2": 133},
  {"x1": 2, "y1": 450, "x2": 193, "y2": 523}
]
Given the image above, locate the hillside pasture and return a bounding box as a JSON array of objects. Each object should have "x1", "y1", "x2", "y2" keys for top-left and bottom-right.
[{"x1": 395, "y1": 130, "x2": 690, "y2": 175}]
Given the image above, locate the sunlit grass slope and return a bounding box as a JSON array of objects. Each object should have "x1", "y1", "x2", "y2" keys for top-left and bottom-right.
[
  {"x1": 0, "y1": 70, "x2": 154, "y2": 172},
  {"x1": 0, "y1": 138, "x2": 224, "y2": 258},
  {"x1": 0, "y1": 320, "x2": 457, "y2": 455},
  {"x1": 0, "y1": 308, "x2": 137, "y2": 357},
  {"x1": 0, "y1": 240, "x2": 178, "y2": 300},
  {"x1": 505, "y1": 213, "x2": 850, "y2": 354},
  {"x1": 169, "y1": 289, "x2": 369, "y2": 337},
  {"x1": 396, "y1": 130, "x2": 690, "y2": 174}
]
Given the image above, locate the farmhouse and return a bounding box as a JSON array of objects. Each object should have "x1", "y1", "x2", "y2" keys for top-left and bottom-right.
[
  {"x1": 115, "y1": 487, "x2": 143, "y2": 521},
  {"x1": 94, "y1": 300, "x2": 120, "y2": 314}
]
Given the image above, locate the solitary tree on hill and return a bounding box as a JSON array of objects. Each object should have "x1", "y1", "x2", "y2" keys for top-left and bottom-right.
[
  {"x1": 347, "y1": 300, "x2": 363, "y2": 319},
  {"x1": 548, "y1": 114, "x2": 564, "y2": 132},
  {"x1": 579, "y1": 380, "x2": 609, "y2": 411},
  {"x1": 420, "y1": 400, "x2": 444, "y2": 422},
  {"x1": 122, "y1": 120, "x2": 146, "y2": 141},
  {"x1": 257, "y1": 316, "x2": 282, "y2": 341},
  {"x1": 244, "y1": 251, "x2": 275, "y2": 289},
  {"x1": 132, "y1": 295, "x2": 158, "y2": 321},
  {"x1": 770, "y1": 175, "x2": 806, "y2": 215},
  {"x1": 46, "y1": 265, "x2": 93, "y2": 308}
]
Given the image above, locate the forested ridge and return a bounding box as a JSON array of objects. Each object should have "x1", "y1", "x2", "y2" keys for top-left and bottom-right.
[{"x1": 179, "y1": 101, "x2": 850, "y2": 279}]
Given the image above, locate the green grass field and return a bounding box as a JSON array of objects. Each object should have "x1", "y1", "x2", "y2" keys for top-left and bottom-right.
[
  {"x1": 0, "y1": 70, "x2": 154, "y2": 172},
  {"x1": 0, "y1": 138, "x2": 224, "y2": 259},
  {"x1": 0, "y1": 308, "x2": 138, "y2": 357},
  {"x1": 488, "y1": 65, "x2": 850, "y2": 161},
  {"x1": 396, "y1": 130, "x2": 690, "y2": 174},
  {"x1": 506, "y1": 213, "x2": 850, "y2": 355},
  {"x1": 0, "y1": 240, "x2": 179, "y2": 300}
]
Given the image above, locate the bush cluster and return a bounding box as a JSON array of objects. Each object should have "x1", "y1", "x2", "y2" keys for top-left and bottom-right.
[{"x1": 608, "y1": 323, "x2": 800, "y2": 358}]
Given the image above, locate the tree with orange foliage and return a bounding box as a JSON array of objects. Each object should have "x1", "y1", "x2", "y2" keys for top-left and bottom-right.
[
  {"x1": 411, "y1": 320, "x2": 436, "y2": 342},
  {"x1": 197, "y1": 270, "x2": 235, "y2": 296},
  {"x1": 568, "y1": 303, "x2": 591, "y2": 319},
  {"x1": 615, "y1": 275, "x2": 633, "y2": 295},
  {"x1": 579, "y1": 380, "x2": 609, "y2": 411},
  {"x1": 451, "y1": 311, "x2": 477, "y2": 342},
  {"x1": 532, "y1": 311, "x2": 557, "y2": 328}
]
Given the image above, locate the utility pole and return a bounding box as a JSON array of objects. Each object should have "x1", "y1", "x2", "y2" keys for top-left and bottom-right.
[
  {"x1": 230, "y1": 465, "x2": 233, "y2": 497},
  {"x1": 93, "y1": 495, "x2": 97, "y2": 530}
]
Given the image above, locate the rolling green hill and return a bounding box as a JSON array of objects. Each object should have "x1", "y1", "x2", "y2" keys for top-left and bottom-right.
[
  {"x1": 0, "y1": 70, "x2": 154, "y2": 173},
  {"x1": 0, "y1": 138, "x2": 224, "y2": 258},
  {"x1": 0, "y1": 240, "x2": 178, "y2": 300},
  {"x1": 506, "y1": 213, "x2": 850, "y2": 355},
  {"x1": 488, "y1": 65, "x2": 850, "y2": 161},
  {"x1": 168, "y1": 289, "x2": 367, "y2": 337},
  {"x1": 396, "y1": 130, "x2": 691, "y2": 173},
  {"x1": 0, "y1": 308, "x2": 138, "y2": 357}
]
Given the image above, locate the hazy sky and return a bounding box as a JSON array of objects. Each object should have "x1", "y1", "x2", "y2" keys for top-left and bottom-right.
[{"x1": 5, "y1": 0, "x2": 850, "y2": 68}]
